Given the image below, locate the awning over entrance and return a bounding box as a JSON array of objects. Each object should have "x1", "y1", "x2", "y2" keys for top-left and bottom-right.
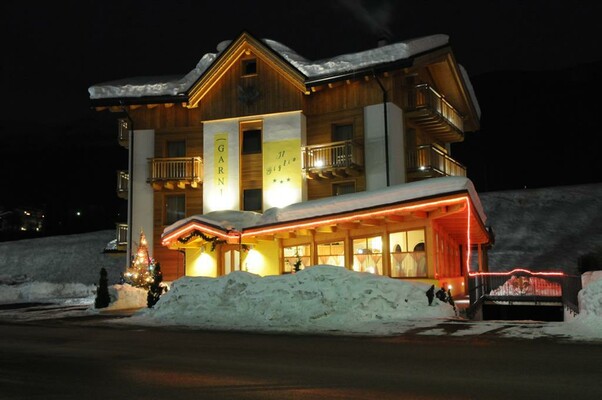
[{"x1": 162, "y1": 177, "x2": 491, "y2": 249}]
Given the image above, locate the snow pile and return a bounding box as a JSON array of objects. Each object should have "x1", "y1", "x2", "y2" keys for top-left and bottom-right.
[
  {"x1": 131, "y1": 265, "x2": 454, "y2": 334},
  {"x1": 0, "y1": 230, "x2": 125, "y2": 285},
  {"x1": 104, "y1": 284, "x2": 148, "y2": 310},
  {"x1": 0, "y1": 281, "x2": 95, "y2": 304}
]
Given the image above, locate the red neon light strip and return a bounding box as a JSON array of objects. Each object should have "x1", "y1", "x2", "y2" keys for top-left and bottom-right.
[
  {"x1": 468, "y1": 268, "x2": 564, "y2": 277},
  {"x1": 162, "y1": 222, "x2": 237, "y2": 246},
  {"x1": 241, "y1": 196, "x2": 468, "y2": 238}
]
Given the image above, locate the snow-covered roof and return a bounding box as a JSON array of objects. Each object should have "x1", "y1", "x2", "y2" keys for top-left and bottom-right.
[
  {"x1": 88, "y1": 34, "x2": 451, "y2": 100},
  {"x1": 162, "y1": 176, "x2": 486, "y2": 237}
]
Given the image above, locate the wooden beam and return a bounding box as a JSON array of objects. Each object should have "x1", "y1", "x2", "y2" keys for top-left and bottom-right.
[
  {"x1": 295, "y1": 228, "x2": 314, "y2": 237},
  {"x1": 318, "y1": 170, "x2": 334, "y2": 179},
  {"x1": 275, "y1": 232, "x2": 296, "y2": 239},
  {"x1": 316, "y1": 225, "x2": 337, "y2": 233},
  {"x1": 411, "y1": 210, "x2": 428, "y2": 219},
  {"x1": 177, "y1": 181, "x2": 187, "y2": 190},
  {"x1": 256, "y1": 235, "x2": 275, "y2": 241},
  {"x1": 163, "y1": 182, "x2": 175, "y2": 190},
  {"x1": 385, "y1": 214, "x2": 405, "y2": 223},
  {"x1": 359, "y1": 218, "x2": 384, "y2": 227},
  {"x1": 337, "y1": 222, "x2": 359, "y2": 230}
]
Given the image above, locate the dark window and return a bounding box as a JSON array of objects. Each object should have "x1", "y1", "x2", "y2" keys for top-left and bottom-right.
[
  {"x1": 333, "y1": 182, "x2": 355, "y2": 196},
  {"x1": 242, "y1": 59, "x2": 257, "y2": 76},
  {"x1": 165, "y1": 195, "x2": 185, "y2": 225},
  {"x1": 332, "y1": 124, "x2": 353, "y2": 142},
  {"x1": 167, "y1": 140, "x2": 186, "y2": 157},
  {"x1": 242, "y1": 129, "x2": 262, "y2": 154},
  {"x1": 243, "y1": 189, "x2": 262, "y2": 212}
]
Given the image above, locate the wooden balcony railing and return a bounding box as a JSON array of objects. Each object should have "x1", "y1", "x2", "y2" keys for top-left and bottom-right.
[
  {"x1": 116, "y1": 170, "x2": 129, "y2": 199},
  {"x1": 406, "y1": 145, "x2": 466, "y2": 179},
  {"x1": 148, "y1": 157, "x2": 203, "y2": 189},
  {"x1": 116, "y1": 223, "x2": 128, "y2": 246},
  {"x1": 302, "y1": 140, "x2": 363, "y2": 179},
  {"x1": 406, "y1": 84, "x2": 464, "y2": 141},
  {"x1": 118, "y1": 118, "x2": 130, "y2": 148}
]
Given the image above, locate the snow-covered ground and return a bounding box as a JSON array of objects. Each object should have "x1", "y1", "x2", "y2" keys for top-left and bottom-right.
[{"x1": 0, "y1": 183, "x2": 601, "y2": 341}]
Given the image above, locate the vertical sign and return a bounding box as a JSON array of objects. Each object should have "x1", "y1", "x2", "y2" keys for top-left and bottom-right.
[
  {"x1": 214, "y1": 133, "x2": 228, "y2": 197},
  {"x1": 263, "y1": 139, "x2": 302, "y2": 208}
]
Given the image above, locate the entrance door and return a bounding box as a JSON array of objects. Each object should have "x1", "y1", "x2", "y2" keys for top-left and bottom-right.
[{"x1": 223, "y1": 246, "x2": 241, "y2": 275}]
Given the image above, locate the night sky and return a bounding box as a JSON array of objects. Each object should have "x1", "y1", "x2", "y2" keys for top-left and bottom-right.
[{"x1": 1, "y1": 0, "x2": 601, "y2": 236}]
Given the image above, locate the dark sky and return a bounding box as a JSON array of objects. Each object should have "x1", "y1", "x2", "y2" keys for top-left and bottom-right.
[
  {"x1": 1, "y1": 0, "x2": 601, "y2": 236},
  {"x1": 2, "y1": 0, "x2": 601, "y2": 125}
]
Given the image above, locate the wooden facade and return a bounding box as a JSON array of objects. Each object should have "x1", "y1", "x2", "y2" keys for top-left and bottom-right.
[{"x1": 92, "y1": 31, "x2": 487, "y2": 286}]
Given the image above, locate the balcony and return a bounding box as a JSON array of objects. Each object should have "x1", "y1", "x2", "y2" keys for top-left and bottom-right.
[
  {"x1": 118, "y1": 118, "x2": 130, "y2": 148},
  {"x1": 302, "y1": 140, "x2": 363, "y2": 180},
  {"x1": 148, "y1": 156, "x2": 203, "y2": 190},
  {"x1": 406, "y1": 145, "x2": 466, "y2": 181},
  {"x1": 116, "y1": 170, "x2": 129, "y2": 199},
  {"x1": 406, "y1": 84, "x2": 464, "y2": 142}
]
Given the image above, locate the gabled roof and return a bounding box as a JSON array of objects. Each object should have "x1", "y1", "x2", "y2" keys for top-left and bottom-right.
[{"x1": 88, "y1": 31, "x2": 457, "y2": 107}]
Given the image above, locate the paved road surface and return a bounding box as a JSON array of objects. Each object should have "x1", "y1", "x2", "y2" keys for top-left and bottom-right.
[{"x1": 0, "y1": 310, "x2": 601, "y2": 400}]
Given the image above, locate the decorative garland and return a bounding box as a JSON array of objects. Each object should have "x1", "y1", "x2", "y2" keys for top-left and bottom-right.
[{"x1": 177, "y1": 229, "x2": 250, "y2": 252}]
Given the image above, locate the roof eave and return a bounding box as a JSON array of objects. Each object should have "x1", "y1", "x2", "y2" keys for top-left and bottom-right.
[{"x1": 90, "y1": 94, "x2": 189, "y2": 108}]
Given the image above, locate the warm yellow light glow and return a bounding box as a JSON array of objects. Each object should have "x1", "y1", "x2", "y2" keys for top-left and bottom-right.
[
  {"x1": 372, "y1": 237, "x2": 382, "y2": 252},
  {"x1": 315, "y1": 160, "x2": 324, "y2": 168},
  {"x1": 189, "y1": 252, "x2": 215, "y2": 277},
  {"x1": 244, "y1": 249, "x2": 263, "y2": 274},
  {"x1": 264, "y1": 184, "x2": 300, "y2": 209}
]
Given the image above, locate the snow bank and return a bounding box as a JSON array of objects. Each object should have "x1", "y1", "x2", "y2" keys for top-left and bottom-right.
[
  {"x1": 0, "y1": 281, "x2": 95, "y2": 304},
  {"x1": 104, "y1": 284, "x2": 148, "y2": 310},
  {"x1": 131, "y1": 265, "x2": 454, "y2": 335}
]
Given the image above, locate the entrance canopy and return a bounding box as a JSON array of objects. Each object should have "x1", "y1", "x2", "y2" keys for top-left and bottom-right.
[{"x1": 162, "y1": 177, "x2": 491, "y2": 249}]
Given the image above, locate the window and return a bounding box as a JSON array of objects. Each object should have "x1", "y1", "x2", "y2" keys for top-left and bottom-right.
[
  {"x1": 165, "y1": 195, "x2": 185, "y2": 225},
  {"x1": 242, "y1": 58, "x2": 257, "y2": 76},
  {"x1": 167, "y1": 140, "x2": 186, "y2": 157},
  {"x1": 243, "y1": 189, "x2": 262, "y2": 212},
  {"x1": 241, "y1": 129, "x2": 262, "y2": 154},
  {"x1": 333, "y1": 182, "x2": 355, "y2": 196},
  {"x1": 283, "y1": 244, "x2": 311, "y2": 273},
  {"x1": 332, "y1": 123, "x2": 353, "y2": 142},
  {"x1": 317, "y1": 242, "x2": 345, "y2": 267},
  {"x1": 352, "y1": 236, "x2": 383, "y2": 274},
  {"x1": 389, "y1": 229, "x2": 426, "y2": 278}
]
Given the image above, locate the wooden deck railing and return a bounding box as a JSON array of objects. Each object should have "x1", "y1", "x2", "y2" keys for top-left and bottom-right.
[
  {"x1": 116, "y1": 170, "x2": 129, "y2": 198},
  {"x1": 118, "y1": 118, "x2": 130, "y2": 148},
  {"x1": 406, "y1": 145, "x2": 466, "y2": 177},
  {"x1": 302, "y1": 140, "x2": 363, "y2": 170},
  {"x1": 407, "y1": 84, "x2": 464, "y2": 132},
  {"x1": 116, "y1": 223, "x2": 128, "y2": 245},
  {"x1": 148, "y1": 157, "x2": 203, "y2": 182}
]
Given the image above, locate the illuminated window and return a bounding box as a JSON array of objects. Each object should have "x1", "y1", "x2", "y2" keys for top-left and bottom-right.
[
  {"x1": 283, "y1": 244, "x2": 311, "y2": 273},
  {"x1": 389, "y1": 229, "x2": 426, "y2": 278},
  {"x1": 165, "y1": 195, "x2": 185, "y2": 225},
  {"x1": 352, "y1": 236, "x2": 383, "y2": 274},
  {"x1": 243, "y1": 189, "x2": 262, "y2": 212},
  {"x1": 317, "y1": 242, "x2": 345, "y2": 267},
  {"x1": 242, "y1": 129, "x2": 262, "y2": 154},
  {"x1": 242, "y1": 58, "x2": 257, "y2": 76}
]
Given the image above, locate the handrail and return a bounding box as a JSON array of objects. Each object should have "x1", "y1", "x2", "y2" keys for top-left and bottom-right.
[
  {"x1": 406, "y1": 145, "x2": 466, "y2": 177},
  {"x1": 408, "y1": 84, "x2": 464, "y2": 132},
  {"x1": 116, "y1": 170, "x2": 129, "y2": 194},
  {"x1": 302, "y1": 140, "x2": 363, "y2": 170},
  {"x1": 148, "y1": 157, "x2": 203, "y2": 182}
]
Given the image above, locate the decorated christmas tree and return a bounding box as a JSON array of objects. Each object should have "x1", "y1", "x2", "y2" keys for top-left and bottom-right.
[{"x1": 125, "y1": 229, "x2": 154, "y2": 289}]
